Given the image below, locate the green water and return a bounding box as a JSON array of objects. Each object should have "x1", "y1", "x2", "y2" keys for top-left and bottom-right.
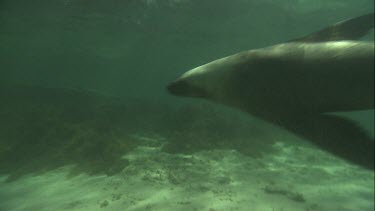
[{"x1": 0, "y1": 1, "x2": 373, "y2": 211}]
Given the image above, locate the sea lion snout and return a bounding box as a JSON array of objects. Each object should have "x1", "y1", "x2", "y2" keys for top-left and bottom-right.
[
  {"x1": 167, "y1": 78, "x2": 208, "y2": 98},
  {"x1": 167, "y1": 79, "x2": 188, "y2": 96}
]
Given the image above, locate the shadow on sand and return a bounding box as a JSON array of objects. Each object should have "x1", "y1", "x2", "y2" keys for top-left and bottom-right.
[{"x1": 0, "y1": 86, "x2": 278, "y2": 182}]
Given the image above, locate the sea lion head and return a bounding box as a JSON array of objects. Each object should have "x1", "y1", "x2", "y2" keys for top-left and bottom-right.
[{"x1": 167, "y1": 51, "x2": 252, "y2": 102}]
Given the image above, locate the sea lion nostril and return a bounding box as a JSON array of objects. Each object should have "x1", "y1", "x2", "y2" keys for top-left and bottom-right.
[
  {"x1": 167, "y1": 79, "x2": 208, "y2": 98},
  {"x1": 166, "y1": 80, "x2": 186, "y2": 96}
]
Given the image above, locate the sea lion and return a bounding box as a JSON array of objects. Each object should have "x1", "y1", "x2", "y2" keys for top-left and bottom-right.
[{"x1": 167, "y1": 13, "x2": 375, "y2": 170}]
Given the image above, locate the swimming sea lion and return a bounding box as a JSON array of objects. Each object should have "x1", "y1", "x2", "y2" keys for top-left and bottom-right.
[{"x1": 167, "y1": 13, "x2": 375, "y2": 170}]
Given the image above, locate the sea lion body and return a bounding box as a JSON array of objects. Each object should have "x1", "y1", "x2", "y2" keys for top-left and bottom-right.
[
  {"x1": 171, "y1": 41, "x2": 374, "y2": 121},
  {"x1": 167, "y1": 13, "x2": 375, "y2": 170}
]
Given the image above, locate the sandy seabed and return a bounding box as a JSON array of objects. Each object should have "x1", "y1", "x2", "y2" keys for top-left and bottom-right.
[{"x1": 0, "y1": 134, "x2": 373, "y2": 211}]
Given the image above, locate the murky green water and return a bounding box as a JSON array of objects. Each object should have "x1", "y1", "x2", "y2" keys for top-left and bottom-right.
[{"x1": 0, "y1": 1, "x2": 373, "y2": 210}]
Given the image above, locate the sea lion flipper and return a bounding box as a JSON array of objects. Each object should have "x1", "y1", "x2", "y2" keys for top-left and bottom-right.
[
  {"x1": 281, "y1": 114, "x2": 374, "y2": 170},
  {"x1": 289, "y1": 13, "x2": 374, "y2": 43}
]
